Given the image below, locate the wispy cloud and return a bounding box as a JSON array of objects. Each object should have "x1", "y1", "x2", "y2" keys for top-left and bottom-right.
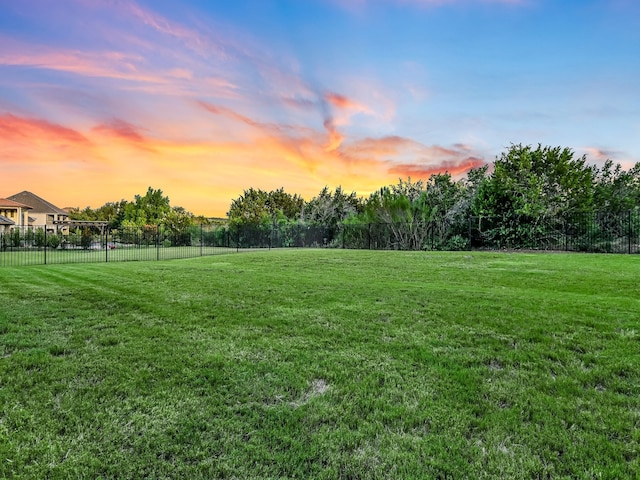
[
  {"x1": 0, "y1": 113, "x2": 90, "y2": 149},
  {"x1": 0, "y1": 0, "x2": 505, "y2": 214},
  {"x1": 330, "y1": 0, "x2": 526, "y2": 11},
  {"x1": 388, "y1": 157, "x2": 485, "y2": 177}
]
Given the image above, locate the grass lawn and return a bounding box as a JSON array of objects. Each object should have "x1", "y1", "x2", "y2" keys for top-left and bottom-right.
[{"x1": 0, "y1": 250, "x2": 639, "y2": 479}]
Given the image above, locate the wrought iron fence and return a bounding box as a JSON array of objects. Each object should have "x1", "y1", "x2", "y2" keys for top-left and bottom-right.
[
  {"x1": 229, "y1": 211, "x2": 640, "y2": 253},
  {"x1": 468, "y1": 211, "x2": 640, "y2": 253},
  {"x1": 2, "y1": 211, "x2": 639, "y2": 266},
  {"x1": 0, "y1": 224, "x2": 237, "y2": 267}
]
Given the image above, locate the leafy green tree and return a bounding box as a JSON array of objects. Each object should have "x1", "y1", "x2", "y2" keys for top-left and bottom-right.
[
  {"x1": 474, "y1": 144, "x2": 595, "y2": 219},
  {"x1": 419, "y1": 173, "x2": 465, "y2": 244},
  {"x1": 361, "y1": 178, "x2": 436, "y2": 249},
  {"x1": 593, "y1": 160, "x2": 640, "y2": 214},
  {"x1": 267, "y1": 188, "x2": 305, "y2": 223},
  {"x1": 227, "y1": 187, "x2": 303, "y2": 226},
  {"x1": 9, "y1": 228, "x2": 21, "y2": 248},
  {"x1": 80, "y1": 228, "x2": 93, "y2": 249},
  {"x1": 227, "y1": 188, "x2": 271, "y2": 226},
  {"x1": 124, "y1": 187, "x2": 171, "y2": 227},
  {"x1": 34, "y1": 228, "x2": 46, "y2": 248},
  {"x1": 305, "y1": 186, "x2": 362, "y2": 230},
  {"x1": 69, "y1": 200, "x2": 129, "y2": 229},
  {"x1": 162, "y1": 206, "x2": 194, "y2": 235}
]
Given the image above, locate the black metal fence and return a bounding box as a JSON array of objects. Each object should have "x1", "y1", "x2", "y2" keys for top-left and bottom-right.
[
  {"x1": 232, "y1": 211, "x2": 640, "y2": 254},
  {"x1": 0, "y1": 224, "x2": 237, "y2": 267},
  {"x1": 468, "y1": 211, "x2": 640, "y2": 253},
  {"x1": 2, "y1": 211, "x2": 639, "y2": 266}
]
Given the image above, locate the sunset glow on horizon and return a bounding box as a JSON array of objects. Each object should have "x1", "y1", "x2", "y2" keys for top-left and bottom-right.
[{"x1": 2, "y1": 0, "x2": 639, "y2": 216}]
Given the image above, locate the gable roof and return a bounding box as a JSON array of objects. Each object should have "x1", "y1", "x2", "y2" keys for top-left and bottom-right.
[
  {"x1": 7, "y1": 191, "x2": 67, "y2": 215},
  {"x1": 0, "y1": 198, "x2": 32, "y2": 209},
  {"x1": 0, "y1": 214, "x2": 15, "y2": 225}
]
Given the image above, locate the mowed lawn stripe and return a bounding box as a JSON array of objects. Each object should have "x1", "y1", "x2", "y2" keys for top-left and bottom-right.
[{"x1": 0, "y1": 250, "x2": 639, "y2": 479}]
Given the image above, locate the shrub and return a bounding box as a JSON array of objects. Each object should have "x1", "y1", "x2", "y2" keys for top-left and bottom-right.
[
  {"x1": 445, "y1": 234, "x2": 470, "y2": 251},
  {"x1": 34, "y1": 228, "x2": 46, "y2": 248},
  {"x1": 47, "y1": 234, "x2": 61, "y2": 249},
  {"x1": 80, "y1": 230, "x2": 93, "y2": 250}
]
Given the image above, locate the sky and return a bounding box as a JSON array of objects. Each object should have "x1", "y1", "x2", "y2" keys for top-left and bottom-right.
[{"x1": 1, "y1": 0, "x2": 639, "y2": 217}]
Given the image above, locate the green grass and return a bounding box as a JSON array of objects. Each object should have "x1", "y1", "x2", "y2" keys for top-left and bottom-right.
[{"x1": 0, "y1": 250, "x2": 639, "y2": 479}]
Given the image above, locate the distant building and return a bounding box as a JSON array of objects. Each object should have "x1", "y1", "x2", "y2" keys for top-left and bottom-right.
[
  {"x1": 6, "y1": 191, "x2": 69, "y2": 233},
  {"x1": 0, "y1": 198, "x2": 32, "y2": 233}
]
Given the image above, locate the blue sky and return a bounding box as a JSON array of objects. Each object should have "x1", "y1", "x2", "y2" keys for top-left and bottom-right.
[{"x1": 1, "y1": 0, "x2": 639, "y2": 215}]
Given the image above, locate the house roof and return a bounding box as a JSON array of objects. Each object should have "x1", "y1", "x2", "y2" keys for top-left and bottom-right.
[
  {"x1": 0, "y1": 214, "x2": 15, "y2": 225},
  {"x1": 7, "y1": 191, "x2": 67, "y2": 215},
  {"x1": 0, "y1": 198, "x2": 32, "y2": 209}
]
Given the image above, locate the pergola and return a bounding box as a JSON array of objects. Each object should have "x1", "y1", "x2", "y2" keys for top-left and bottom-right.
[{"x1": 54, "y1": 220, "x2": 109, "y2": 234}]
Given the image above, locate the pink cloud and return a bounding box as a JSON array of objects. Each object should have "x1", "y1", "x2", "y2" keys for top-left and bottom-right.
[
  {"x1": 0, "y1": 113, "x2": 90, "y2": 147},
  {"x1": 388, "y1": 156, "x2": 486, "y2": 178},
  {"x1": 92, "y1": 119, "x2": 148, "y2": 145},
  {"x1": 0, "y1": 39, "x2": 165, "y2": 84}
]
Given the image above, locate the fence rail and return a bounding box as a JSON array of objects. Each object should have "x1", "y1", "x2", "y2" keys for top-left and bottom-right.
[{"x1": 2, "y1": 211, "x2": 639, "y2": 266}]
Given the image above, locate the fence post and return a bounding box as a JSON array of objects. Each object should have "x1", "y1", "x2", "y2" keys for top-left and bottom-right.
[
  {"x1": 468, "y1": 217, "x2": 472, "y2": 250},
  {"x1": 368, "y1": 223, "x2": 371, "y2": 250},
  {"x1": 105, "y1": 228, "x2": 109, "y2": 263},
  {"x1": 156, "y1": 226, "x2": 160, "y2": 261},
  {"x1": 431, "y1": 222, "x2": 434, "y2": 250},
  {"x1": 200, "y1": 224, "x2": 204, "y2": 256},
  {"x1": 629, "y1": 210, "x2": 632, "y2": 255},
  {"x1": 44, "y1": 227, "x2": 47, "y2": 265}
]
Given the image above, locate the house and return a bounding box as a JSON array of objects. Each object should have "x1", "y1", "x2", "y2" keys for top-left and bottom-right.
[
  {"x1": 6, "y1": 191, "x2": 69, "y2": 234},
  {"x1": 0, "y1": 198, "x2": 32, "y2": 233},
  {"x1": 0, "y1": 214, "x2": 15, "y2": 234}
]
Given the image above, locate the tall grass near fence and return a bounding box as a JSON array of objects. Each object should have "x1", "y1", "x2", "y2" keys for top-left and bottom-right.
[{"x1": 0, "y1": 250, "x2": 639, "y2": 478}]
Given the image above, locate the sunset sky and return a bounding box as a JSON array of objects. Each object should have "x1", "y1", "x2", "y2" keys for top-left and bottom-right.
[{"x1": 1, "y1": 0, "x2": 639, "y2": 216}]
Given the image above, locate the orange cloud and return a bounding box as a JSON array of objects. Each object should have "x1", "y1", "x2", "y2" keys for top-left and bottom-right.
[
  {"x1": 0, "y1": 1, "x2": 495, "y2": 216},
  {"x1": 1, "y1": 107, "x2": 487, "y2": 216},
  {"x1": 0, "y1": 113, "x2": 90, "y2": 150},
  {"x1": 388, "y1": 156, "x2": 486, "y2": 178},
  {"x1": 323, "y1": 120, "x2": 345, "y2": 152},
  {"x1": 91, "y1": 119, "x2": 154, "y2": 151},
  {"x1": 326, "y1": 92, "x2": 359, "y2": 110}
]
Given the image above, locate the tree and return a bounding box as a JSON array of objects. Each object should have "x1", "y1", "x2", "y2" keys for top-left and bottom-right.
[
  {"x1": 162, "y1": 206, "x2": 194, "y2": 235},
  {"x1": 361, "y1": 178, "x2": 435, "y2": 249},
  {"x1": 227, "y1": 188, "x2": 271, "y2": 226},
  {"x1": 474, "y1": 144, "x2": 595, "y2": 219},
  {"x1": 422, "y1": 173, "x2": 464, "y2": 241},
  {"x1": 227, "y1": 187, "x2": 304, "y2": 226},
  {"x1": 124, "y1": 187, "x2": 171, "y2": 227},
  {"x1": 305, "y1": 186, "x2": 362, "y2": 230},
  {"x1": 593, "y1": 160, "x2": 640, "y2": 214},
  {"x1": 69, "y1": 200, "x2": 128, "y2": 229},
  {"x1": 267, "y1": 188, "x2": 305, "y2": 223}
]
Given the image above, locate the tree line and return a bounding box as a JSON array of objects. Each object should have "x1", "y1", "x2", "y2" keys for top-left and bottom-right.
[
  {"x1": 69, "y1": 187, "x2": 213, "y2": 234},
  {"x1": 72, "y1": 144, "x2": 640, "y2": 250},
  {"x1": 228, "y1": 144, "x2": 639, "y2": 221}
]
